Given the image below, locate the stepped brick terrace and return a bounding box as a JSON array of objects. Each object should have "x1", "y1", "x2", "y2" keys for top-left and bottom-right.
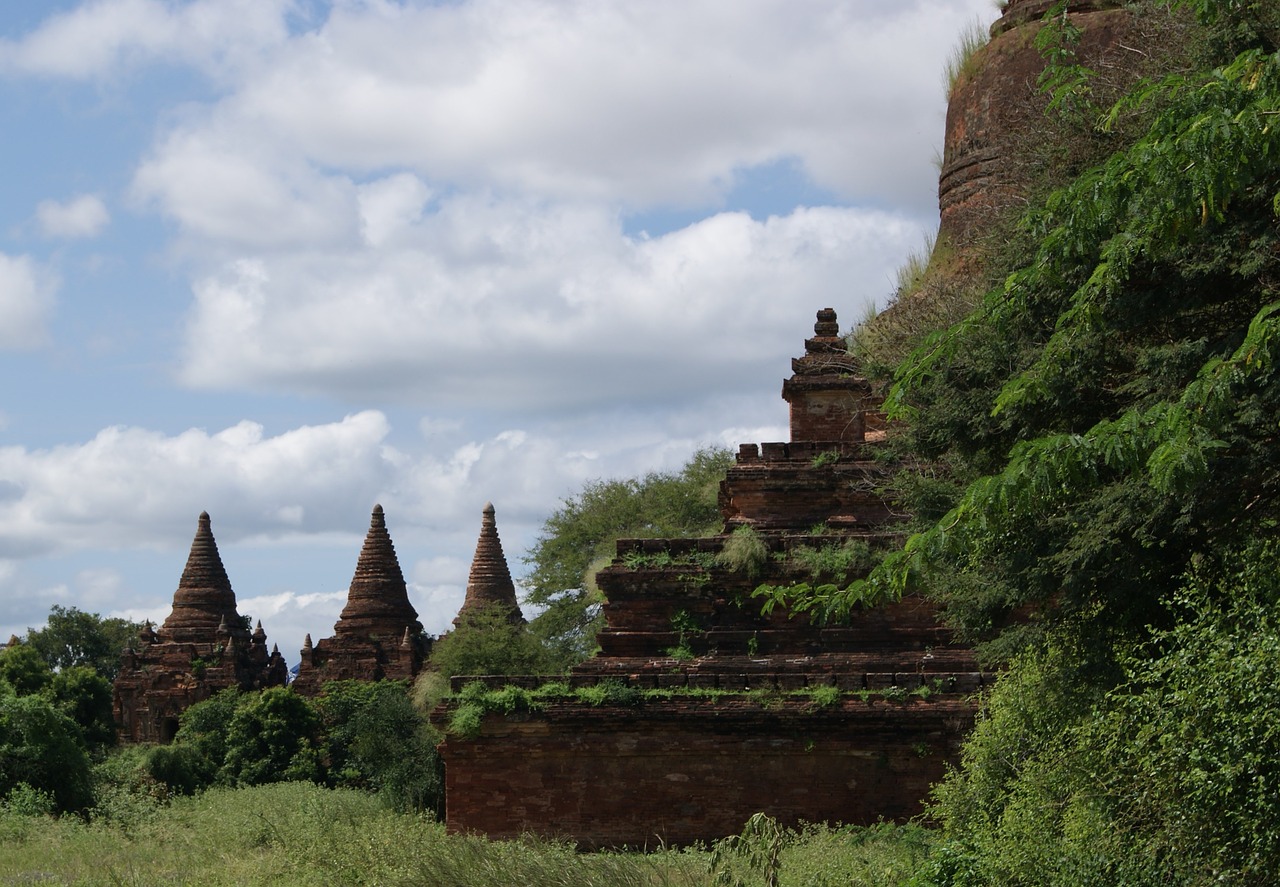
[{"x1": 432, "y1": 308, "x2": 989, "y2": 847}]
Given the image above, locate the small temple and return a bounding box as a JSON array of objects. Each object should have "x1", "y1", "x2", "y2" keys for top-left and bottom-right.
[
  {"x1": 433, "y1": 308, "x2": 986, "y2": 847},
  {"x1": 291, "y1": 504, "x2": 430, "y2": 695},
  {"x1": 454, "y1": 502, "x2": 524, "y2": 626},
  {"x1": 113, "y1": 512, "x2": 287, "y2": 742}
]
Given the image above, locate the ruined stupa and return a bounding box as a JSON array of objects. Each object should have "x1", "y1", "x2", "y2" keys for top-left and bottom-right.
[
  {"x1": 434, "y1": 309, "x2": 984, "y2": 846},
  {"x1": 292, "y1": 504, "x2": 429, "y2": 695},
  {"x1": 113, "y1": 512, "x2": 287, "y2": 742}
]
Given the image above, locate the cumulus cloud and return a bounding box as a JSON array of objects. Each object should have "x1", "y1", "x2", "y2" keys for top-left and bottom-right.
[
  {"x1": 35, "y1": 194, "x2": 110, "y2": 239},
  {"x1": 0, "y1": 411, "x2": 394, "y2": 558},
  {"x1": 126, "y1": 0, "x2": 990, "y2": 219},
  {"x1": 177, "y1": 201, "x2": 908, "y2": 410},
  {"x1": 0, "y1": 403, "x2": 782, "y2": 644},
  {"x1": 0, "y1": 254, "x2": 55, "y2": 349},
  {"x1": 0, "y1": 0, "x2": 292, "y2": 81}
]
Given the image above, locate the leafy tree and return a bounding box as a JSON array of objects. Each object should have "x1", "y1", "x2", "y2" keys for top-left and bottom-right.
[
  {"x1": 429, "y1": 605, "x2": 554, "y2": 678},
  {"x1": 828, "y1": 2, "x2": 1280, "y2": 882},
  {"x1": 171, "y1": 687, "x2": 243, "y2": 789},
  {"x1": 0, "y1": 642, "x2": 52, "y2": 696},
  {"x1": 220, "y1": 687, "x2": 324, "y2": 786},
  {"x1": 922, "y1": 541, "x2": 1280, "y2": 885},
  {"x1": 523, "y1": 446, "x2": 732, "y2": 664},
  {"x1": 0, "y1": 694, "x2": 93, "y2": 814},
  {"x1": 793, "y1": 2, "x2": 1280, "y2": 664},
  {"x1": 26, "y1": 605, "x2": 141, "y2": 682},
  {"x1": 316, "y1": 680, "x2": 442, "y2": 814},
  {"x1": 44, "y1": 666, "x2": 115, "y2": 751}
]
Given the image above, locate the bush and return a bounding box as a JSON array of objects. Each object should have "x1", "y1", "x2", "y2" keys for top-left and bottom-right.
[
  {"x1": 0, "y1": 694, "x2": 93, "y2": 814},
  {"x1": 922, "y1": 542, "x2": 1280, "y2": 886},
  {"x1": 44, "y1": 665, "x2": 116, "y2": 750},
  {"x1": 317, "y1": 680, "x2": 443, "y2": 814},
  {"x1": 429, "y1": 605, "x2": 553, "y2": 678},
  {"x1": 220, "y1": 688, "x2": 324, "y2": 786},
  {"x1": 716, "y1": 526, "x2": 768, "y2": 579}
]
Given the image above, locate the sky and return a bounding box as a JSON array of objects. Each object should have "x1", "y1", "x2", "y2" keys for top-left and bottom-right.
[{"x1": 0, "y1": 0, "x2": 998, "y2": 663}]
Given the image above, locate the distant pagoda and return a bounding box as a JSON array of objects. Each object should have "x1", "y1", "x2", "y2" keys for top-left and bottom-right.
[
  {"x1": 113, "y1": 512, "x2": 287, "y2": 743},
  {"x1": 292, "y1": 505, "x2": 429, "y2": 695},
  {"x1": 454, "y1": 502, "x2": 524, "y2": 626}
]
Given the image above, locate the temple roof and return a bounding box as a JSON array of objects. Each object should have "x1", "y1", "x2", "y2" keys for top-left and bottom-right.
[
  {"x1": 332, "y1": 504, "x2": 423, "y2": 641},
  {"x1": 157, "y1": 512, "x2": 246, "y2": 643},
  {"x1": 788, "y1": 307, "x2": 861, "y2": 378},
  {"x1": 456, "y1": 503, "x2": 524, "y2": 625}
]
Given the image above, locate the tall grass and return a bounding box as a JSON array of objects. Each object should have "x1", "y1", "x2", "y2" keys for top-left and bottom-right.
[
  {"x1": 0, "y1": 782, "x2": 936, "y2": 886},
  {"x1": 943, "y1": 18, "x2": 992, "y2": 95}
]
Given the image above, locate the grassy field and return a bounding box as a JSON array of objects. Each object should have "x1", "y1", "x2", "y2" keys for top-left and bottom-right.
[{"x1": 0, "y1": 782, "x2": 933, "y2": 886}]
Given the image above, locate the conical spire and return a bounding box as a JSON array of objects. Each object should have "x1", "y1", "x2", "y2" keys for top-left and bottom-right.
[
  {"x1": 457, "y1": 502, "x2": 524, "y2": 625},
  {"x1": 158, "y1": 512, "x2": 245, "y2": 643},
  {"x1": 332, "y1": 504, "x2": 423, "y2": 641}
]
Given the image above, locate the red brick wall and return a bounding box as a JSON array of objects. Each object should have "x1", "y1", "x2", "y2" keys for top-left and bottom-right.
[{"x1": 438, "y1": 696, "x2": 976, "y2": 848}]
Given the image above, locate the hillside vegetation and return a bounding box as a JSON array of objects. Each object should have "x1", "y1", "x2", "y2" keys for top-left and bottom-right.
[{"x1": 825, "y1": 1, "x2": 1280, "y2": 883}]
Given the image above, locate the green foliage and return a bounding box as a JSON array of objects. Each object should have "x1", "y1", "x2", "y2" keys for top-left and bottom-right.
[
  {"x1": 792, "y1": 16, "x2": 1280, "y2": 661},
  {"x1": 0, "y1": 693, "x2": 93, "y2": 814},
  {"x1": 0, "y1": 781, "x2": 713, "y2": 886},
  {"x1": 522, "y1": 446, "x2": 732, "y2": 666},
  {"x1": 0, "y1": 641, "x2": 52, "y2": 696},
  {"x1": 800, "y1": 684, "x2": 841, "y2": 708},
  {"x1": 0, "y1": 640, "x2": 116, "y2": 752},
  {"x1": 25, "y1": 605, "x2": 141, "y2": 683},
  {"x1": 922, "y1": 542, "x2": 1280, "y2": 885},
  {"x1": 316, "y1": 680, "x2": 442, "y2": 814},
  {"x1": 220, "y1": 688, "x2": 324, "y2": 787},
  {"x1": 429, "y1": 605, "x2": 554, "y2": 678},
  {"x1": 172, "y1": 687, "x2": 243, "y2": 788},
  {"x1": 44, "y1": 665, "x2": 116, "y2": 750},
  {"x1": 575, "y1": 678, "x2": 642, "y2": 707},
  {"x1": 2, "y1": 782, "x2": 56, "y2": 817},
  {"x1": 789, "y1": 539, "x2": 873, "y2": 582},
  {"x1": 711, "y1": 812, "x2": 788, "y2": 887},
  {"x1": 943, "y1": 18, "x2": 991, "y2": 95},
  {"x1": 809, "y1": 448, "x2": 841, "y2": 469},
  {"x1": 716, "y1": 525, "x2": 768, "y2": 579}
]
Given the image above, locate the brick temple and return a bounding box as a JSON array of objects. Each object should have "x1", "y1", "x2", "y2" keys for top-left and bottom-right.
[
  {"x1": 292, "y1": 504, "x2": 430, "y2": 695},
  {"x1": 432, "y1": 308, "x2": 989, "y2": 847},
  {"x1": 113, "y1": 512, "x2": 288, "y2": 742},
  {"x1": 455, "y1": 502, "x2": 525, "y2": 626}
]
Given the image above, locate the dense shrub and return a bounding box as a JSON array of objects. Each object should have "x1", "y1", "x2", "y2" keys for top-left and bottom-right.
[
  {"x1": 220, "y1": 688, "x2": 324, "y2": 786},
  {"x1": 316, "y1": 680, "x2": 443, "y2": 814},
  {"x1": 0, "y1": 694, "x2": 93, "y2": 814}
]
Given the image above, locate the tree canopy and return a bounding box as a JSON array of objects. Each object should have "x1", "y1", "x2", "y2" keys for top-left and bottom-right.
[
  {"x1": 25, "y1": 605, "x2": 140, "y2": 683},
  {"x1": 832, "y1": 2, "x2": 1280, "y2": 881},
  {"x1": 522, "y1": 446, "x2": 732, "y2": 665}
]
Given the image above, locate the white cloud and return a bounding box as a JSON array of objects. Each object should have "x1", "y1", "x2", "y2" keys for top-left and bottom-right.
[
  {"x1": 176, "y1": 201, "x2": 908, "y2": 410},
  {"x1": 126, "y1": 0, "x2": 995, "y2": 229},
  {"x1": 0, "y1": 411, "x2": 395, "y2": 557},
  {"x1": 0, "y1": 404, "x2": 779, "y2": 645},
  {"x1": 0, "y1": 254, "x2": 55, "y2": 349},
  {"x1": 0, "y1": 0, "x2": 293, "y2": 81},
  {"x1": 358, "y1": 173, "x2": 431, "y2": 249},
  {"x1": 35, "y1": 194, "x2": 110, "y2": 239}
]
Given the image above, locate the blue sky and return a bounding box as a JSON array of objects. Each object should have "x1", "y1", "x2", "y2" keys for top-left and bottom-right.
[{"x1": 0, "y1": 0, "x2": 997, "y2": 661}]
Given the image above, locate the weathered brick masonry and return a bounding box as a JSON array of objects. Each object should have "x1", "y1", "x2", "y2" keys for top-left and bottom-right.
[{"x1": 434, "y1": 309, "x2": 990, "y2": 846}]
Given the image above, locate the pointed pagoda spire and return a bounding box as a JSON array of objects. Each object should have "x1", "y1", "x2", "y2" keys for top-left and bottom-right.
[
  {"x1": 332, "y1": 504, "x2": 423, "y2": 641},
  {"x1": 456, "y1": 502, "x2": 524, "y2": 625},
  {"x1": 158, "y1": 512, "x2": 246, "y2": 643}
]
